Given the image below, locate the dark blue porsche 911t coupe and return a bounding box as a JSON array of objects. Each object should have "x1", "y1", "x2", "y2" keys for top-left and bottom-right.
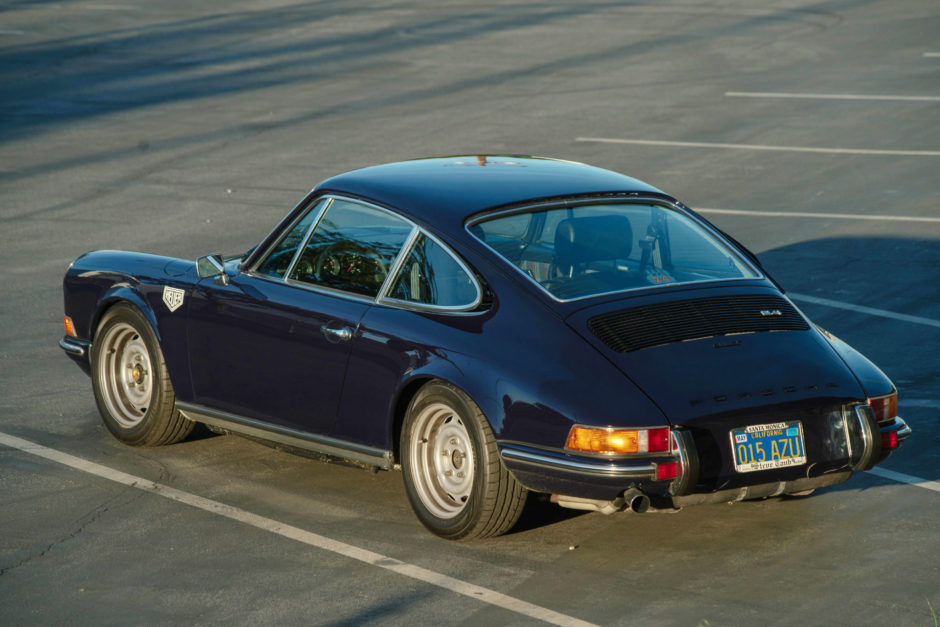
[{"x1": 60, "y1": 156, "x2": 911, "y2": 539}]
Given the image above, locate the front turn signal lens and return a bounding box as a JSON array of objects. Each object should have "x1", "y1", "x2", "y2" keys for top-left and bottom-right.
[
  {"x1": 566, "y1": 426, "x2": 671, "y2": 455},
  {"x1": 868, "y1": 393, "x2": 898, "y2": 424},
  {"x1": 64, "y1": 316, "x2": 77, "y2": 337}
]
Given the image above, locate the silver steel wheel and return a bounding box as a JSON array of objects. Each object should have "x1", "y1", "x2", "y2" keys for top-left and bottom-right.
[
  {"x1": 97, "y1": 321, "x2": 153, "y2": 428},
  {"x1": 408, "y1": 401, "x2": 476, "y2": 519}
]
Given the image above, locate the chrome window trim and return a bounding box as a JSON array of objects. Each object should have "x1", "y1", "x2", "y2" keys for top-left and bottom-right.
[
  {"x1": 376, "y1": 226, "x2": 421, "y2": 300},
  {"x1": 282, "y1": 276, "x2": 380, "y2": 305},
  {"x1": 282, "y1": 197, "x2": 331, "y2": 280},
  {"x1": 245, "y1": 194, "x2": 485, "y2": 314},
  {"x1": 465, "y1": 196, "x2": 766, "y2": 304},
  {"x1": 251, "y1": 197, "x2": 331, "y2": 278},
  {"x1": 377, "y1": 229, "x2": 484, "y2": 313}
]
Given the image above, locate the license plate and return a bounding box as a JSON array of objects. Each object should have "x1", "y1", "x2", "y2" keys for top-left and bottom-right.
[{"x1": 731, "y1": 421, "x2": 806, "y2": 473}]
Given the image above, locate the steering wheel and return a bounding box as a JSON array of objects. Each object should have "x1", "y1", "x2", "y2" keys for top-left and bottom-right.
[{"x1": 314, "y1": 241, "x2": 386, "y2": 288}]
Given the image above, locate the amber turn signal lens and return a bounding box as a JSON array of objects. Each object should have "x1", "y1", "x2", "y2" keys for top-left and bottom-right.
[
  {"x1": 566, "y1": 427, "x2": 639, "y2": 454},
  {"x1": 63, "y1": 316, "x2": 77, "y2": 337},
  {"x1": 566, "y1": 426, "x2": 671, "y2": 455}
]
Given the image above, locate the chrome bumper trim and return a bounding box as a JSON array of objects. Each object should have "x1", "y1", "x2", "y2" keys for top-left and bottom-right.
[
  {"x1": 882, "y1": 415, "x2": 912, "y2": 442},
  {"x1": 498, "y1": 443, "x2": 658, "y2": 479},
  {"x1": 670, "y1": 429, "x2": 699, "y2": 496},
  {"x1": 59, "y1": 337, "x2": 88, "y2": 357},
  {"x1": 850, "y1": 404, "x2": 881, "y2": 471}
]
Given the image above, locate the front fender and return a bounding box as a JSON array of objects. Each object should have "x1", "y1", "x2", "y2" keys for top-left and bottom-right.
[
  {"x1": 63, "y1": 250, "x2": 198, "y2": 400},
  {"x1": 95, "y1": 284, "x2": 159, "y2": 342}
]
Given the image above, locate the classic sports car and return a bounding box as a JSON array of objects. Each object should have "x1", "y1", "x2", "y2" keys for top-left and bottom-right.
[{"x1": 60, "y1": 156, "x2": 911, "y2": 539}]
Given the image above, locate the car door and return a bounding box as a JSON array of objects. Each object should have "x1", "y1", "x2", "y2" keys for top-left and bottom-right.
[{"x1": 186, "y1": 197, "x2": 414, "y2": 436}]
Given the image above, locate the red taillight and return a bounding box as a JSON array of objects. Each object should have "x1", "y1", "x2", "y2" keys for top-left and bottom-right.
[
  {"x1": 647, "y1": 428, "x2": 671, "y2": 453},
  {"x1": 868, "y1": 393, "x2": 898, "y2": 424},
  {"x1": 656, "y1": 461, "x2": 678, "y2": 481},
  {"x1": 881, "y1": 431, "x2": 899, "y2": 450}
]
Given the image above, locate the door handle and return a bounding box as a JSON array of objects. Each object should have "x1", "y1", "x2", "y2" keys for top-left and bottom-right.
[{"x1": 321, "y1": 324, "x2": 353, "y2": 343}]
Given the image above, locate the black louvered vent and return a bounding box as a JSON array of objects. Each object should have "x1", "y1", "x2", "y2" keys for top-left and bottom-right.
[{"x1": 588, "y1": 295, "x2": 809, "y2": 353}]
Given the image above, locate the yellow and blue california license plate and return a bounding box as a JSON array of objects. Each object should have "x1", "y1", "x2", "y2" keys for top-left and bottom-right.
[{"x1": 731, "y1": 421, "x2": 806, "y2": 473}]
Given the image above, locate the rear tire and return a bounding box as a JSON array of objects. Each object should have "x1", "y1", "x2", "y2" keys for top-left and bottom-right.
[
  {"x1": 91, "y1": 303, "x2": 193, "y2": 446},
  {"x1": 401, "y1": 381, "x2": 526, "y2": 540}
]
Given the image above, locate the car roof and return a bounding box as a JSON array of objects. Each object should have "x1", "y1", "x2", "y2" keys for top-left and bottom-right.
[{"x1": 312, "y1": 156, "x2": 668, "y2": 229}]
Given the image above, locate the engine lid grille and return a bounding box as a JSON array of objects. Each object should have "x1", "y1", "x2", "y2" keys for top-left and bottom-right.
[{"x1": 588, "y1": 294, "x2": 809, "y2": 353}]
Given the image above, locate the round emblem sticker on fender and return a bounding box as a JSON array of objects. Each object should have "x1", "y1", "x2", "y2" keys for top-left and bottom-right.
[{"x1": 162, "y1": 286, "x2": 185, "y2": 312}]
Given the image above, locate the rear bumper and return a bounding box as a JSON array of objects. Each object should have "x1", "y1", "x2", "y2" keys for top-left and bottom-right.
[
  {"x1": 498, "y1": 429, "x2": 696, "y2": 501},
  {"x1": 878, "y1": 415, "x2": 911, "y2": 461},
  {"x1": 499, "y1": 443, "x2": 676, "y2": 500},
  {"x1": 670, "y1": 471, "x2": 852, "y2": 506},
  {"x1": 499, "y1": 408, "x2": 911, "y2": 507},
  {"x1": 881, "y1": 415, "x2": 911, "y2": 441}
]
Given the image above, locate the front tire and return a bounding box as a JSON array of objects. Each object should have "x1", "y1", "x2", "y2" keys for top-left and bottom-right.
[
  {"x1": 401, "y1": 381, "x2": 526, "y2": 540},
  {"x1": 91, "y1": 303, "x2": 193, "y2": 447}
]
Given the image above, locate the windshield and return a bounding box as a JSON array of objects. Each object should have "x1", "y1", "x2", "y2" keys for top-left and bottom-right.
[{"x1": 470, "y1": 203, "x2": 759, "y2": 300}]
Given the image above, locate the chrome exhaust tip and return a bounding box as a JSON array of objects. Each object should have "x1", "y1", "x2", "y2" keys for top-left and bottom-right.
[{"x1": 623, "y1": 488, "x2": 650, "y2": 513}]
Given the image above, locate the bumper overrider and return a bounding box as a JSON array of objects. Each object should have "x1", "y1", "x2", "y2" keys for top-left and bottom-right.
[
  {"x1": 59, "y1": 335, "x2": 92, "y2": 373},
  {"x1": 498, "y1": 406, "x2": 911, "y2": 514}
]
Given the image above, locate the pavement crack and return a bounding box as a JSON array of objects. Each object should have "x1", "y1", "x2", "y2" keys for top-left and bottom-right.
[{"x1": 0, "y1": 489, "x2": 141, "y2": 576}]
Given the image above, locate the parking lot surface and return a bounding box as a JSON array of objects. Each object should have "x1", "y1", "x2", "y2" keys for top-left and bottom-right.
[{"x1": 1, "y1": 1, "x2": 938, "y2": 625}]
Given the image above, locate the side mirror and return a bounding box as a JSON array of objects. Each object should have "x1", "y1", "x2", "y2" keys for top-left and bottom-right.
[{"x1": 197, "y1": 253, "x2": 229, "y2": 285}]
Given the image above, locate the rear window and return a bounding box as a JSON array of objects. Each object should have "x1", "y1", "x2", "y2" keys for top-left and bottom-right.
[{"x1": 470, "y1": 203, "x2": 759, "y2": 300}]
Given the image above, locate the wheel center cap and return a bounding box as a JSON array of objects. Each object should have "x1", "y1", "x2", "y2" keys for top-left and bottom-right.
[
  {"x1": 131, "y1": 365, "x2": 144, "y2": 384},
  {"x1": 451, "y1": 450, "x2": 464, "y2": 469}
]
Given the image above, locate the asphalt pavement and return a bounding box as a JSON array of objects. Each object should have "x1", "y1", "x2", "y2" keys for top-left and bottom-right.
[{"x1": 1, "y1": 1, "x2": 938, "y2": 625}]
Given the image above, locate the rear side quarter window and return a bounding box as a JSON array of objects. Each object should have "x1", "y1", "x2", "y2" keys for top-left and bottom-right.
[{"x1": 384, "y1": 234, "x2": 481, "y2": 310}]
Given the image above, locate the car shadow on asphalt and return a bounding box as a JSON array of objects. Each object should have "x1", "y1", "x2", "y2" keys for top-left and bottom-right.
[{"x1": 509, "y1": 493, "x2": 589, "y2": 534}]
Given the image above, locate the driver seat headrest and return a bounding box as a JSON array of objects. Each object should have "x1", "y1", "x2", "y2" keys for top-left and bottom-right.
[{"x1": 554, "y1": 215, "x2": 633, "y2": 268}]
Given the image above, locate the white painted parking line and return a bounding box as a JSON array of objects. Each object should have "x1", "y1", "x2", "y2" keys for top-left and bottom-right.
[
  {"x1": 84, "y1": 4, "x2": 144, "y2": 10},
  {"x1": 0, "y1": 431, "x2": 596, "y2": 627},
  {"x1": 725, "y1": 91, "x2": 940, "y2": 102},
  {"x1": 788, "y1": 293, "x2": 940, "y2": 329},
  {"x1": 866, "y1": 467, "x2": 940, "y2": 494},
  {"x1": 575, "y1": 137, "x2": 940, "y2": 157},
  {"x1": 696, "y1": 207, "x2": 940, "y2": 224},
  {"x1": 924, "y1": 52, "x2": 940, "y2": 58}
]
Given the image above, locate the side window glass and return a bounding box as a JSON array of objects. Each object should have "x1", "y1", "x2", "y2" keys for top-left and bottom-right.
[
  {"x1": 256, "y1": 199, "x2": 327, "y2": 278},
  {"x1": 388, "y1": 234, "x2": 478, "y2": 308},
  {"x1": 289, "y1": 199, "x2": 412, "y2": 297}
]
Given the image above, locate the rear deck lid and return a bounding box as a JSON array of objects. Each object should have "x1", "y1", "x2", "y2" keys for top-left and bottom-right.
[{"x1": 566, "y1": 286, "x2": 865, "y2": 425}]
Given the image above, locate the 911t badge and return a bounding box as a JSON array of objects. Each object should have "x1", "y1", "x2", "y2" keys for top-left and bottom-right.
[{"x1": 162, "y1": 286, "x2": 185, "y2": 312}]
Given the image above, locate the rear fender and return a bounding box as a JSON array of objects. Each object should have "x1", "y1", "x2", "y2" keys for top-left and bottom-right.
[{"x1": 815, "y1": 326, "x2": 895, "y2": 398}]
